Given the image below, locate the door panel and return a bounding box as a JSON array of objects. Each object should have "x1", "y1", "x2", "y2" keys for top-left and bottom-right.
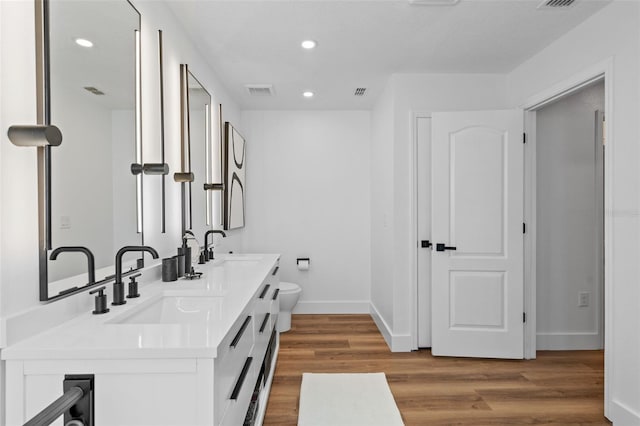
[
  {"x1": 451, "y1": 127, "x2": 505, "y2": 256},
  {"x1": 432, "y1": 110, "x2": 523, "y2": 359},
  {"x1": 450, "y1": 271, "x2": 505, "y2": 329}
]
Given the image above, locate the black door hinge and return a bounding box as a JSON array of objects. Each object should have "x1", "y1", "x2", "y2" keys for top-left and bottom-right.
[
  {"x1": 523, "y1": 312, "x2": 526, "y2": 323},
  {"x1": 523, "y1": 223, "x2": 526, "y2": 234},
  {"x1": 523, "y1": 133, "x2": 527, "y2": 144}
]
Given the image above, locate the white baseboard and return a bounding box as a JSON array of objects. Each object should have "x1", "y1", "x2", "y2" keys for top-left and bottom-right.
[
  {"x1": 536, "y1": 332, "x2": 603, "y2": 350},
  {"x1": 370, "y1": 303, "x2": 392, "y2": 350},
  {"x1": 369, "y1": 303, "x2": 413, "y2": 353},
  {"x1": 293, "y1": 301, "x2": 370, "y2": 314},
  {"x1": 610, "y1": 400, "x2": 640, "y2": 425}
]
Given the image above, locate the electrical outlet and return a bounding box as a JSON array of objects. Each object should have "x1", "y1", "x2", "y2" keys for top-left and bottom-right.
[{"x1": 578, "y1": 291, "x2": 590, "y2": 307}]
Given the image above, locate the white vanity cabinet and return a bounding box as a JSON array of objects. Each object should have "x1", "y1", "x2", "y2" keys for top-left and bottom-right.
[
  {"x1": 252, "y1": 265, "x2": 281, "y2": 372},
  {"x1": 3, "y1": 255, "x2": 281, "y2": 426},
  {"x1": 218, "y1": 262, "x2": 280, "y2": 426}
]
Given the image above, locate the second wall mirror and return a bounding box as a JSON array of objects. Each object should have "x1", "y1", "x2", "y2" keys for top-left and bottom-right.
[{"x1": 178, "y1": 64, "x2": 217, "y2": 239}]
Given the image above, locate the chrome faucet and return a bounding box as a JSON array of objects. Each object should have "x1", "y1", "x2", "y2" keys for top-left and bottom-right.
[
  {"x1": 112, "y1": 245, "x2": 159, "y2": 305},
  {"x1": 204, "y1": 230, "x2": 226, "y2": 261},
  {"x1": 50, "y1": 246, "x2": 96, "y2": 284}
]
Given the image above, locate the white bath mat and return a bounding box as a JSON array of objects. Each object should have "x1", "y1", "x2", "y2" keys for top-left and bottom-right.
[{"x1": 297, "y1": 373, "x2": 404, "y2": 426}]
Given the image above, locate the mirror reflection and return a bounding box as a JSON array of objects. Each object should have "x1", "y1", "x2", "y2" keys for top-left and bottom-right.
[
  {"x1": 180, "y1": 66, "x2": 214, "y2": 242},
  {"x1": 187, "y1": 70, "x2": 212, "y2": 238},
  {"x1": 45, "y1": 0, "x2": 141, "y2": 299}
]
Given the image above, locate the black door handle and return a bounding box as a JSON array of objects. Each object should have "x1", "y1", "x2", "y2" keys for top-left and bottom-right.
[
  {"x1": 436, "y1": 243, "x2": 457, "y2": 252},
  {"x1": 421, "y1": 240, "x2": 432, "y2": 248}
]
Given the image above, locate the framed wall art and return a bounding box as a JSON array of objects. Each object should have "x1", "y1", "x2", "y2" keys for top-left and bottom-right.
[{"x1": 223, "y1": 122, "x2": 246, "y2": 229}]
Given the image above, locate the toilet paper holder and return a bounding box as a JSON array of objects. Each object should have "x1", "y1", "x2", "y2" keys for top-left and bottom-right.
[{"x1": 296, "y1": 258, "x2": 310, "y2": 270}]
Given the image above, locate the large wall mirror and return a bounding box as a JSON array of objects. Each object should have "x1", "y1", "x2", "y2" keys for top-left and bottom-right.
[
  {"x1": 40, "y1": 0, "x2": 142, "y2": 301},
  {"x1": 178, "y1": 64, "x2": 219, "y2": 240}
]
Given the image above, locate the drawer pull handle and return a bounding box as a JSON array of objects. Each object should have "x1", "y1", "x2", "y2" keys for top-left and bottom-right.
[
  {"x1": 259, "y1": 313, "x2": 271, "y2": 333},
  {"x1": 272, "y1": 288, "x2": 280, "y2": 300},
  {"x1": 230, "y1": 357, "x2": 253, "y2": 400},
  {"x1": 230, "y1": 316, "x2": 251, "y2": 348},
  {"x1": 259, "y1": 284, "x2": 271, "y2": 299},
  {"x1": 272, "y1": 266, "x2": 279, "y2": 276}
]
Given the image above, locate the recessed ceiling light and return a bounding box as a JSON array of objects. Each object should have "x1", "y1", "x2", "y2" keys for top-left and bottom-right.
[
  {"x1": 75, "y1": 38, "x2": 94, "y2": 48},
  {"x1": 303, "y1": 91, "x2": 314, "y2": 98},
  {"x1": 301, "y1": 40, "x2": 317, "y2": 50}
]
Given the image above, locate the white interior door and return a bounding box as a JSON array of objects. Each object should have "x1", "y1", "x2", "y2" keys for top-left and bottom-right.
[{"x1": 431, "y1": 109, "x2": 524, "y2": 359}]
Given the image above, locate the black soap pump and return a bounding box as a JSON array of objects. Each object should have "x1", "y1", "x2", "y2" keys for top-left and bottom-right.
[
  {"x1": 127, "y1": 273, "x2": 142, "y2": 298},
  {"x1": 89, "y1": 286, "x2": 110, "y2": 315}
]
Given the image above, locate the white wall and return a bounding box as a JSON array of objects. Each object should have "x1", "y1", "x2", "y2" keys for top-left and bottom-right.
[
  {"x1": 536, "y1": 82, "x2": 605, "y2": 350},
  {"x1": 241, "y1": 110, "x2": 371, "y2": 312},
  {"x1": 0, "y1": 3, "x2": 40, "y2": 423},
  {"x1": 0, "y1": 1, "x2": 6, "y2": 419},
  {"x1": 370, "y1": 73, "x2": 509, "y2": 351},
  {"x1": 370, "y1": 79, "x2": 395, "y2": 333},
  {"x1": 0, "y1": 0, "x2": 40, "y2": 325},
  {"x1": 507, "y1": 1, "x2": 639, "y2": 422}
]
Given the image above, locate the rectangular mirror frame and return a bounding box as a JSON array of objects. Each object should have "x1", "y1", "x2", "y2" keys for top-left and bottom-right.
[{"x1": 35, "y1": 0, "x2": 143, "y2": 301}]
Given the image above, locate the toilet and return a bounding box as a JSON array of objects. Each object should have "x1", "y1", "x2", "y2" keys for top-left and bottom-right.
[{"x1": 277, "y1": 281, "x2": 301, "y2": 332}]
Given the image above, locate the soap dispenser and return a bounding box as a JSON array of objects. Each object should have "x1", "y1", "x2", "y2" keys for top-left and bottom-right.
[{"x1": 89, "y1": 286, "x2": 109, "y2": 315}]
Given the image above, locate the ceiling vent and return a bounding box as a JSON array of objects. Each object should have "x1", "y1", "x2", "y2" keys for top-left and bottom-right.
[
  {"x1": 84, "y1": 86, "x2": 105, "y2": 96},
  {"x1": 538, "y1": 0, "x2": 576, "y2": 9},
  {"x1": 354, "y1": 88, "x2": 367, "y2": 97},
  {"x1": 408, "y1": 0, "x2": 460, "y2": 5},
  {"x1": 245, "y1": 84, "x2": 274, "y2": 96}
]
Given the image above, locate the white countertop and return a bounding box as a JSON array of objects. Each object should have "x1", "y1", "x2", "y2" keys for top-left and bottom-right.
[{"x1": 1, "y1": 254, "x2": 279, "y2": 361}]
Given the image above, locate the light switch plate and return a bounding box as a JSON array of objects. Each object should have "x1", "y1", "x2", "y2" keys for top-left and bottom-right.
[{"x1": 578, "y1": 292, "x2": 590, "y2": 307}]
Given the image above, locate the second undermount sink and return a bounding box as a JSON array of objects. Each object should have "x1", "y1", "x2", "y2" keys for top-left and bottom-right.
[
  {"x1": 221, "y1": 255, "x2": 262, "y2": 262},
  {"x1": 108, "y1": 295, "x2": 223, "y2": 325},
  {"x1": 218, "y1": 255, "x2": 262, "y2": 268}
]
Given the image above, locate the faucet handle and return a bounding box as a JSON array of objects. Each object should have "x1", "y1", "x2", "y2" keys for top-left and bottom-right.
[
  {"x1": 129, "y1": 273, "x2": 142, "y2": 283},
  {"x1": 89, "y1": 286, "x2": 110, "y2": 315},
  {"x1": 127, "y1": 273, "x2": 142, "y2": 299}
]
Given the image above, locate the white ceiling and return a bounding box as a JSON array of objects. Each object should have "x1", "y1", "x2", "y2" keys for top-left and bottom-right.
[{"x1": 164, "y1": 0, "x2": 611, "y2": 110}]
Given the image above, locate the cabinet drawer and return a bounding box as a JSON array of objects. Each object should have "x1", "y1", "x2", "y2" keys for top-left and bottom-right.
[
  {"x1": 214, "y1": 314, "x2": 254, "y2": 425},
  {"x1": 220, "y1": 356, "x2": 258, "y2": 426},
  {"x1": 270, "y1": 287, "x2": 280, "y2": 316},
  {"x1": 253, "y1": 312, "x2": 272, "y2": 364}
]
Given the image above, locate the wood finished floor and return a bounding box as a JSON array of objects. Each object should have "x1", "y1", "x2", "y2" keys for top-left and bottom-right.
[{"x1": 264, "y1": 314, "x2": 609, "y2": 426}]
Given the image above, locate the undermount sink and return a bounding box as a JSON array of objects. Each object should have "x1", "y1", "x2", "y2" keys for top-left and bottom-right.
[
  {"x1": 218, "y1": 255, "x2": 262, "y2": 269},
  {"x1": 222, "y1": 255, "x2": 262, "y2": 262},
  {"x1": 108, "y1": 296, "x2": 223, "y2": 325}
]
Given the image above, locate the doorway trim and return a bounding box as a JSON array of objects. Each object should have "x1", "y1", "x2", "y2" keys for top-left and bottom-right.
[
  {"x1": 522, "y1": 57, "x2": 613, "y2": 417},
  {"x1": 411, "y1": 111, "x2": 430, "y2": 350},
  {"x1": 411, "y1": 111, "x2": 432, "y2": 350}
]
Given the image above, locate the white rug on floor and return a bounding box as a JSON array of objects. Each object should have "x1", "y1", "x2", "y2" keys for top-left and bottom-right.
[{"x1": 297, "y1": 373, "x2": 404, "y2": 426}]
